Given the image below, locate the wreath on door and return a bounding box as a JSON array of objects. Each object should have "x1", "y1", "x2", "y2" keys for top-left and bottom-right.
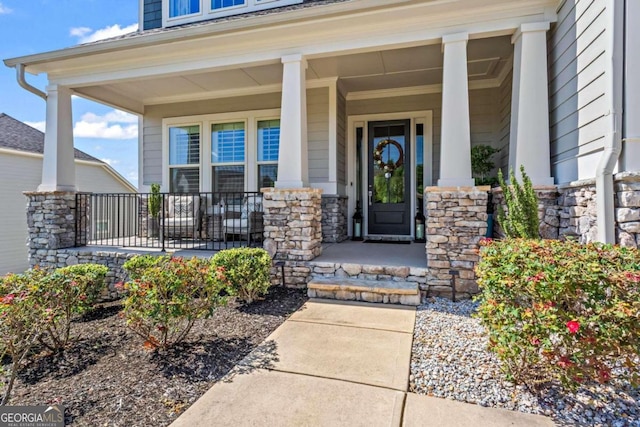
[{"x1": 373, "y1": 139, "x2": 404, "y2": 173}]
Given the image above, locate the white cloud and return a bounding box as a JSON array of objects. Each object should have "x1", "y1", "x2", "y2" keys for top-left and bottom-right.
[
  {"x1": 25, "y1": 121, "x2": 46, "y2": 132},
  {"x1": 70, "y1": 23, "x2": 138, "y2": 44},
  {"x1": 82, "y1": 110, "x2": 138, "y2": 124},
  {"x1": 0, "y1": 2, "x2": 12, "y2": 14},
  {"x1": 73, "y1": 110, "x2": 138, "y2": 140},
  {"x1": 100, "y1": 158, "x2": 120, "y2": 166},
  {"x1": 69, "y1": 27, "x2": 91, "y2": 38}
]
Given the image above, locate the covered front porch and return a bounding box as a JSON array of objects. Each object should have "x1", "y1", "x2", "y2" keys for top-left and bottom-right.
[
  {"x1": 20, "y1": 1, "x2": 556, "y2": 240},
  {"x1": 10, "y1": 0, "x2": 559, "y2": 298}
]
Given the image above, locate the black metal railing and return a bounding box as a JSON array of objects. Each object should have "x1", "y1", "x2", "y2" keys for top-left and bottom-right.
[{"x1": 75, "y1": 192, "x2": 264, "y2": 251}]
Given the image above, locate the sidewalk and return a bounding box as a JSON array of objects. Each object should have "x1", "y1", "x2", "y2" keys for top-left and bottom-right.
[{"x1": 170, "y1": 299, "x2": 555, "y2": 427}]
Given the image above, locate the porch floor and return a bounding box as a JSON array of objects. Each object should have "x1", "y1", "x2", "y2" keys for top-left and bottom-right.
[{"x1": 316, "y1": 241, "x2": 426, "y2": 268}]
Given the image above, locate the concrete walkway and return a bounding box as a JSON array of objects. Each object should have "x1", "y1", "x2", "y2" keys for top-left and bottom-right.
[{"x1": 171, "y1": 300, "x2": 555, "y2": 427}]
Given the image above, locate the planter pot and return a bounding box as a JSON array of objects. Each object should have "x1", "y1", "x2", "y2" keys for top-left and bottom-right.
[{"x1": 148, "y1": 217, "x2": 159, "y2": 238}]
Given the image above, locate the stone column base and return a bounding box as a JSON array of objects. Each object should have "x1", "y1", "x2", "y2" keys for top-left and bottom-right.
[
  {"x1": 25, "y1": 191, "x2": 89, "y2": 268},
  {"x1": 425, "y1": 186, "x2": 489, "y2": 298},
  {"x1": 262, "y1": 187, "x2": 323, "y2": 287}
]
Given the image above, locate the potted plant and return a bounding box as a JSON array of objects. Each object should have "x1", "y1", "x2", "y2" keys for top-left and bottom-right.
[{"x1": 148, "y1": 183, "x2": 161, "y2": 238}]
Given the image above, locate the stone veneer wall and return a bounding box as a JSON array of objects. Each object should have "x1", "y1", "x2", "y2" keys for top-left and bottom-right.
[
  {"x1": 25, "y1": 192, "x2": 88, "y2": 265},
  {"x1": 491, "y1": 187, "x2": 560, "y2": 240},
  {"x1": 321, "y1": 195, "x2": 348, "y2": 243},
  {"x1": 28, "y1": 248, "x2": 134, "y2": 300},
  {"x1": 492, "y1": 172, "x2": 640, "y2": 247},
  {"x1": 262, "y1": 188, "x2": 323, "y2": 287},
  {"x1": 425, "y1": 187, "x2": 489, "y2": 298}
]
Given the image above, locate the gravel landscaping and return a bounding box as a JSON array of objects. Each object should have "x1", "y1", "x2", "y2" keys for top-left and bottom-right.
[
  {"x1": 410, "y1": 297, "x2": 640, "y2": 427},
  {"x1": 1, "y1": 287, "x2": 307, "y2": 427}
]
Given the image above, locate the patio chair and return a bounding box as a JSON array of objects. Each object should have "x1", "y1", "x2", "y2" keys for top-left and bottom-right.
[
  {"x1": 223, "y1": 196, "x2": 264, "y2": 244},
  {"x1": 161, "y1": 195, "x2": 201, "y2": 239}
]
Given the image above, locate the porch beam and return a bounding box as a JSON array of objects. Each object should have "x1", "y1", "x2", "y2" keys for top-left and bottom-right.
[
  {"x1": 38, "y1": 84, "x2": 77, "y2": 192},
  {"x1": 276, "y1": 54, "x2": 309, "y2": 188},
  {"x1": 438, "y1": 32, "x2": 474, "y2": 187},
  {"x1": 509, "y1": 22, "x2": 554, "y2": 185}
]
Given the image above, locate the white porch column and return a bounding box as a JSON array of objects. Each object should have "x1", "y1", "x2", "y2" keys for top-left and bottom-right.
[
  {"x1": 438, "y1": 33, "x2": 474, "y2": 187},
  {"x1": 39, "y1": 84, "x2": 76, "y2": 192},
  {"x1": 509, "y1": 22, "x2": 554, "y2": 185},
  {"x1": 276, "y1": 54, "x2": 308, "y2": 188}
]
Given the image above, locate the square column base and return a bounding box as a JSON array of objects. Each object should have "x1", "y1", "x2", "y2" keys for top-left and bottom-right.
[{"x1": 437, "y1": 178, "x2": 476, "y2": 187}]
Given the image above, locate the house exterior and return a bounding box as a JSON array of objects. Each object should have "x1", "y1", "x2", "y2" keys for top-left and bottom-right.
[
  {"x1": 3, "y1": 0, "x2": 640, "y2": 297},
  {"x1": 0, "y1": 113, "x2": 137, "y2": 275}
]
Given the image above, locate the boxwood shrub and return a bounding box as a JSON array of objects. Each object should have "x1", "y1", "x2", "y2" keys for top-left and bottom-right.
[
  {"x1": 211, "y1": 248, "x2": 272, "y2": 304},
  {"x1": 121, "y1": 255, "x2": 226, "y2": 349},
  {"x1": 475, "y1": 238, "x2": 640, "y2": 389}
]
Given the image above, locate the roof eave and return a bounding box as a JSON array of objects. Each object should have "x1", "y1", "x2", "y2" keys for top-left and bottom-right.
[{"x1": 4, "y1": 0, "x2": 411, "y2": 72}]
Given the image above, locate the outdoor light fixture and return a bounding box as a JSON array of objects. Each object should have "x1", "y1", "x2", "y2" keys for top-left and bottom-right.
[
  {"x1": 352, "y1": 202, "x2": 363, "y2": 241},
  {"x1": 414, "y1": 209, "x2": 426, "y2": 243}
]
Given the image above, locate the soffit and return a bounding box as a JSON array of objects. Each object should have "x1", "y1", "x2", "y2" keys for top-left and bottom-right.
[{"x1": 73, "y1": 35, "x2": 513, "y2": 109}]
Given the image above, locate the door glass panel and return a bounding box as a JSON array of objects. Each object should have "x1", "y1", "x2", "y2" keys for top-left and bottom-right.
[
  {"x1": 416, "y1": 123, "x2": 424, "y2": 212},
  {"x1": 356, "y1": 127, "x2": 363, "y2": 206},
  {"x1": 372, "y1": 125, "x2": 405, "y2": 204}
]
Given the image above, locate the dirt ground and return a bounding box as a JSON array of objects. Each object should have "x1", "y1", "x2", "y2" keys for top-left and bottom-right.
[{"x1": 2, "y1": 287, "x2": 307, "y2": 426}]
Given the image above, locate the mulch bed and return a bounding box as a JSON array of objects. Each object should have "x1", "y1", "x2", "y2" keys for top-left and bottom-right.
[{"x1": 1, "y1": 287, "x2": 308, "y2": 426}]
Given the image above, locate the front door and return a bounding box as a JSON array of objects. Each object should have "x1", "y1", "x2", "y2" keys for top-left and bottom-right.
[{"x1": 367, "y1": 120, "x2": 411, "y2": 235}]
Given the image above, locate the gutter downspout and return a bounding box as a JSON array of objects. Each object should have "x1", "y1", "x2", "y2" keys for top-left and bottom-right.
[
  {"x1": 595, "y1": 0, "x2": 624, "y2": 244},
  {"x1": 15, "y1": 64, "x2": 47, "y2": 100}
]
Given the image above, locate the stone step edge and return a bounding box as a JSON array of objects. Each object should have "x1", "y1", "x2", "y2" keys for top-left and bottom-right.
[
  {"x1": 307, "y1": 279, "x2": 419, "y2": 296},
  {"x1": 307, "y1": 262, "x2": 429, "y2": 279}
]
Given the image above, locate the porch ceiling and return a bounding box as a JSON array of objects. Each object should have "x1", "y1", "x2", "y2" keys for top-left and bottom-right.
[{"x1": 73, "y1": 35, "x2": 513, "y2": 111}]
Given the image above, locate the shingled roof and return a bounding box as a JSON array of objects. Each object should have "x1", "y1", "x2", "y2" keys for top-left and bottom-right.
[
  {"x1": 84, "y1": 0, "x2": 351, "y2": 46},
  {"x1": 0, "y1": 113, "x2": 100, "y2": 162}
]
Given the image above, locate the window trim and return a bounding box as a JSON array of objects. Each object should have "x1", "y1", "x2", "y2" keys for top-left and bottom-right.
[
  {"x1": 162, "y1": 109, "x2": 280, "y2": 193},
  {"x1": 166, "y1": 122, "x2": 202, "y2": 193},
  {"x1": 163, "y1": 0, "x2": 303, "y2": 28},
  {"x1": 256, "y1": 118, "x2": 280, "y2": 189}
]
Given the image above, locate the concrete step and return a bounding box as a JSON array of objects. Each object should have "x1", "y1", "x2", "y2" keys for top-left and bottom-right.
[{"x1": 307, "y1": 278, "x2": 421, "y2": 306}]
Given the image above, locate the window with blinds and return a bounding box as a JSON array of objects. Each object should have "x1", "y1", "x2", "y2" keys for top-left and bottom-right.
[
  {"x1": 169, "y1": 125, "x2": 200, "y2": 193},
  {"x1": 212, "y1": 122, "x2": 245, "y2": 194},
  {"x1": 257, "y1": 119, "x2": 279, "y2": 188}
]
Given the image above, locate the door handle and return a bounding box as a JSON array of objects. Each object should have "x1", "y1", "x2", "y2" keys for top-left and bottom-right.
[{"x1": 368, "y1": 191, "x2": 373, "y2": 206}]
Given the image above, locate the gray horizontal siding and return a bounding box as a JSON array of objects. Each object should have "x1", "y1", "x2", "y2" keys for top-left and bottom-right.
[
  {"x1": 548, "y1": 0, "x2": 608, "y2": 183},
  {"x1": 307, "y1": 87, "x2": 329, "y2": 183},
  {"x1": 497, "y1": 70, "x2": 512, "y2": 174},
  {"x1": 143, "y1": 0, "x2": 162, "y2": 30}
]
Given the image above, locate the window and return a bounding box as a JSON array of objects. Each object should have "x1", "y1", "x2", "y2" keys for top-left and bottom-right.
[
  {"x1": 169, "y1": 0, "x2": 200, "y2": 17},
  {"x1": 164, "y1": 110, "x2": 280, "y2": 195},
  {"x1": 257, "y1": 119, "x2": 280, "y2": 188},
  {"x1": 169, "y1": 125, "x2": 200, "y2": 193},
  {"x1": 211, "y1": 0, "x2": 245, "y2": 10},
  {"x1": 211, "y1": 122, "x2": 245, "y2": 195}
]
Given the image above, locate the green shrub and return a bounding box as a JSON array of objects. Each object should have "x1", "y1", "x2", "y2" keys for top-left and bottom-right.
[
  {"x1": 475, "y1": 238, "x2": 640, "y2": 389},
  {"x1": 148, "y1": 183, "x2": 162, "y2": 219},
  {"x1": 121, "y1": 256, "x2": 226, "y2": 349},
  {"x1": 34, "y1": 264, "x2": 108, "y2": 351},
  {"x1": 496, "y1": 166, "x2": 540, "y2": 239},
  {"x1": 0, "y1": 269, "x2": 48, "y2": 404},
  {"x1": 0, "y1": 264, "x2": 107, "y2": 400},
  {"x1": 471, "y1": 144, "x2": 500, "y2": 186},
  {"x1": 211, "y1": 248, "x2": 272, "y2": 304}
]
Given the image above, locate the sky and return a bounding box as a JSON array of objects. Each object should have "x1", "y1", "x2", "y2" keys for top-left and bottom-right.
[{"x1": 0, "y1": 0, "x2": 140, "y2": 188}]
